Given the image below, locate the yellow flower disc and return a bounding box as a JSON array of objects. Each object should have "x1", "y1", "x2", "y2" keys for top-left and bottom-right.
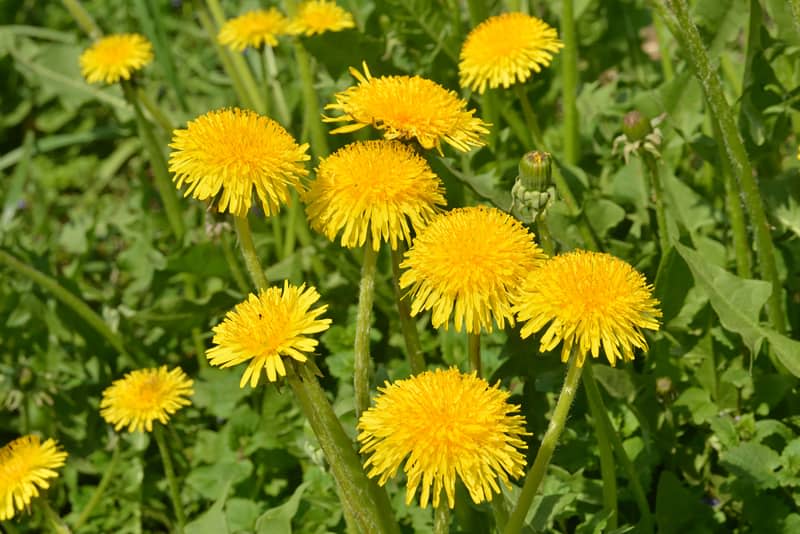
[
  {"x1": 324, "y1": 63, "x2": 490, "y2": 154},
  {"x1": 79, "y1": 33, "x2": 153, "y2": 84},
  {"x1": 358, "y1": 368, "x2": 528, "y2": 509},
  {"x1": 288, "y1": 0, "x2": 355, "y2": 36},
  {"x1": 207, "y1": 282, "x2": 332, "y2": 387},
  {"x1": 513, "y1": 250, "x2": 662, "y2": 366},
  {"x1": 0, "y1": 436, "x2": 67, "y2": 521},
  {"x1": 218, "y1": 9, "x2": 288, "y2": 51},
  {"x1": 100, "y1": 367, "x2": 194, "y2": 433},
  {"x1": 304, "y1": 140, "x2": 446, "y2": 251},
  {"x1": 169, "y1": 108, "x2": 309, "y2": 217},
  {"x1": 459, "y1": 13, "x2": 563, "y2": 94},
  {"x1": 400, "y1": 206, "x2": 546, "y2": 334}
]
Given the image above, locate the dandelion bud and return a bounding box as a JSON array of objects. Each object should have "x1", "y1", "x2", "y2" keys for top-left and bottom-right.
[
  {"x1": 518, "y1": 151, "x2": 552, "y2": 191},
  {"x1": 622, "y1": 110, "x2": 652, "y2": 142},
  {"x1": 511, "y1": 151, "x2": 554, "y2": 224}
]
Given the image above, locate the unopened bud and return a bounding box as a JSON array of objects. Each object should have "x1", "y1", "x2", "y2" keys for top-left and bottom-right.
[
  {"x1": 622, "y1": 111, "x2": 652, "y2": 142},
  {"x1": 518, "y1": 151, "x2": 552, "y2": 192}
]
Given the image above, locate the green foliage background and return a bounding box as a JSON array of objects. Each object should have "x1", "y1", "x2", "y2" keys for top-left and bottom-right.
[{"x1": 1, "y1": 0, "x2": 800, "y2": 532}]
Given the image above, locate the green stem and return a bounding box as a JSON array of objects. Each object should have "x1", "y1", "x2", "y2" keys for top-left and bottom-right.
[
  {"x1": 73, "y1": 445, "x2": 122, "y2": 530},
  {"x1": 0, "y1": 248, "x2": 129, "y2": 359},
  {"x1": 390, "y1": 247, "x2": 425, "y2": 374},
  {"x1": 535, "y1": 214, "x2": 555, "y2": 256},
  {"x1": 259, "y1": 47, "x2": 272, "y2": 117},
  {"x1": 122, "y1": 81, "x2": 186, "y2": 242},
  {"x1": 287, "y1": 363, "x2": 400, "y2": 534},
  {"x1": 283, "y1": 191, "x2": 299, "y2": 259},
  {"x1": 561, "y1": 0, "x2": 580, "y2": 165},
  {"x1": 514, "y1": 84, "x2": 544, "y2": 149},
  {"x1": 185, "y1": 281, "x2": 208, "y2": 370},
  {"x1": 551, "y1": 162, "x2": 600, "y2": 251},
  {"x1": 581, "y1": 363, "x2": 617, "y2": 531},
  {"x1": 40, "y1": 499, "x2": 69, "y2": 534},
  {"x1": 468, "y1": 332, "x2": 481, "y2": 377},
  {"x1": 264, "y1": 45, "x2": 291, "y2": 126},
  {"x1": 791, "y1": 0, "x2": 800, "y2": 36},
  {"x1": 234, "y1": 214, "x2": 269, "y2": 290},
  {"x1": 652, "y1": 15, "x2": 674, "y2": 82},
  {"x1": 271, "y1": 214, "x2": 284, "y2": 262},
  {"x1": 582, "y1": 364, "x2": 653, "y2": 533},
  {"x1": 153, "y1": 425, "x2": 186, "y2": 533},
  {"x1": 135, "y1": 87, "x2": 174, "y2": 134},
  {"x1": 355, "y1": 238, "x2": 379, "y2": 418},
  {"x1": 504, "y1": 349, "x2": 583, "y2": 534},
  {"x1": 481, "y1": 91, "x2": 499, "y2": 151},
  {"x1": 491, "y1": 495, "x2": 509, "y2": 532},
  {"x1": 433, "y1": 501, "x2": 451, "y2": 534},
  {"x1": 641, "y1": 153, "x2": 670, "y2": 255},
  {"x1": 295, "y1": 40, "x2": 329, "y2": 158},
  {"x1": 61, "y1": 0, "x2": 101, "y2": 38},
  {"x1": 221, "y1": 231, "x2": 251, "y2": 294}
]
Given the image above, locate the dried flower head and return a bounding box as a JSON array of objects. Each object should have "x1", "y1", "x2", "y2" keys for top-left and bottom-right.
[
  {"x1": 218, "y1": 9, "x2": 288, "y2": 51},
  {"x1": 0, "y1": 436, "x2": 67, "y2": 521},
  {"x1": 288, "y1": 0, "x2": 355, "y2": 36},
  {"x1": 79, "y1": 33, "x2": 153, "y2": 84}
]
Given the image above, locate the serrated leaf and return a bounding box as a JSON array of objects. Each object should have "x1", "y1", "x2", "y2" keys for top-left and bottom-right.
[{"x1": 720, "y1": 442, "x2": 782, "y2": 489}]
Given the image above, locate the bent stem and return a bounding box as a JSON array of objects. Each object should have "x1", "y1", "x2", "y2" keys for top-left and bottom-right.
[
  {"x1": 468, "y1": 332, "x2": 481, "y2": 377},
  {"x1": 234, "y1": 214, "x2": 269, "y2": 290},
  {"x1": 504, "y1": 349, "x2": 583, "y2": 534},
  {"x1": 390, "y1": 246, "x2": 425, "y2": 374},
  {"x1": 355, "y1": 237, "x2": 379, "y2": 417},
  {"x1": 153, "y1": 425, "x2": 186, "y2": 533},
  {"x1": 74, "y1": 444, "x2": 122, "y2": 530}
]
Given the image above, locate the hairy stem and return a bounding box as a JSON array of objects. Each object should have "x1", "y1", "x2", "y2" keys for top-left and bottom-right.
[
  {"x1": 154, "y1": 425, "x2": 186, "y2": 532},
  {"x1": 234, "y1": 214, "x2": 269, "y2": 290},
  {"x1": 355, "y1": 239, "x2": 379, "y2": 417},
  {"x1": 390, "y1": 247, "x2": 425, "y2": 374}
]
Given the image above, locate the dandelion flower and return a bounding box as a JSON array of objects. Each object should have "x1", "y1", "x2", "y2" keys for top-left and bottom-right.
[
  {"x1": 0, "y1": 436, "x2": 67, "y2": 521},
  {"x1": 207, "y1": 282, "x2": 332, "y2": 387},
  {"x1": 324, "y1": 63, "x2": 489, "y2": 154},
  {"x1": 218, "y1": 9, "x2": 288, "y2": 51},
  {"x1": 513, "y1": 250, "x2": 662, "y2": 366},
  {"x1": 169, "y1": 108, "x2": 309, "y2": 217},
  {"x1": 305, "y1": 140, "x2": 446, "y2": 251},
  {"x1": 79, "y1": 33, "x2": 153, "y2": 84},
  {"x1": 100, "y1": 367, "x2": 194, "y2": 433},
  {"x1": 459, "y1": 13, "x2": 563, "y2": 94},
  {"x1": 400, "y1": 206, "x2": 546, "y2": 333},
  {"x1": 358, "y1": 368, "x2": 528, "y2": 509},
  {"x1": 288, "y1": 1, "x2": 355, "y2": 36}
]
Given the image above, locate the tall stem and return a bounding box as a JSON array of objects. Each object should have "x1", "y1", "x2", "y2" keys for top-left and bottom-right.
[
  {"x1": 468, "y1": 332, "x2": 481, "y2": 377},
  {"x1": 652, "y1": 15, "x2": 674, "y2": 82},
  {"x1": 504, "y1": 349, "x2": 583, "y2": 534},
  {"x1": 561, "y1": 0, "x2": 579, "y2": 165},
  {"x1": 234, "y1": 214, "x2": 269, "y2": 290},
  {"x1": 433, "y1": 501, "x2": 451, "y2": 534},
  {"x1": 153, "y1": 425, "x2": 186, "y2": 532},
  {"x1": 536, "y1": 214, "x2": 555, "y2": 256},
  {"x1": 294, "y1": 40, "x2": 330, "y2": 158},
  {"x1": 514, "y1": 84, "x2": 544, "y2": 149},
  {"x1": 61, "y1": 0, "x2": 101, "y2": 38},
  {"x1": 135, "y1": 87, "x2": 174, "y2": 134},
  {"x1": 354, "y1": 239, "x2": 379, "y2": 417},
  {"x1": 658, "y1": 0, "x2": 786, "y2": 334},
  {"x1": 791, "y1": 0, "x2": 800, "y2": 36},
  {"x1": 259, "y1": 47, "x2": 272, "y2": 117},
  {"x1": 390, "y1": 247, "x2": 425, "y2": 374},
  {"x1": 221, "y1": 231, "x2": 251, "y2": 293},
  {"x1": 641, "y1": 152, "x2": 670, "y2": 255},
  {"x1": 73, "y1": 444, "x2": 122, "y2": 530}
]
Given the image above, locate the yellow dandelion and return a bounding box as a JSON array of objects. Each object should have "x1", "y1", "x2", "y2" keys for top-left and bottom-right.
[
  {"x1": 288, "y1": 0, "x2": 355, "y2": 36},
  {"x1": 169, "y1": 108, "x2": 309, "y2": 217},
  {"x1": 459, "y1": 13, "x2": 563, "y2": 94},
  {"x1": 304, "y1": 140, "x2": 446, "y2": 251},
  {"x1": 358, "y1": 368, "x2": 528, "y2": 509},
  {"x1": 100, "y1": 367, "x2": 194, "y2": 433},
  {"x1": 79, "y1": 33, "x2": 153, "y2": 85},
  {"x1": 400, "y1": 206, "x2": 546, "y2": 334},
  {"x1": 0, "y1": 436, "x2": 67, "y2": 521},
  {"x1": 513, "y1": 250, "x2": 662, "y2": 366},
  {"x1": 207, "y1": 282, "x2": 332, "y2": 387},
  {"x1": 218, "y1": 9, "x2": 288, "y2": 52},
  {"x1": 324, "y1": 62, "x2": 490, "y2": 154}
]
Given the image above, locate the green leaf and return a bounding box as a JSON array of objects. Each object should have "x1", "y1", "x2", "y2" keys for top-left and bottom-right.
[
  {"x1": 255, "y1": 482, "x2": 309, "y2": 534},
  {"x1": 720, "y1": 442, "x2": 782, "y2": 489},
  {"x1": 185, "y1": 483, "x2": 231, "y2": 534}
]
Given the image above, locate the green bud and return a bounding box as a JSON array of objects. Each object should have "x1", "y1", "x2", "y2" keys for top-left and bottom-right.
[
  {"x1": 622, "y1": 110, "x2": 652, "y2": 142},
  {"x1": 518, "y1": 151, "x2": 552, "y2": 191}
]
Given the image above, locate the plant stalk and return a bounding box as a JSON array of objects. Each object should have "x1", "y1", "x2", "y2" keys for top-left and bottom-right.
[
  {"x1": 433, "y1": 501, "x2": 451, "y2": 534},
  {"x1": 468, "y1": 332, "x2": 481, "y2": 377},
  {"x1": 641, "y1": 152, "x2": 670, "y2": 255},
  {"x1": 153, "y1": 425, "x2": 186, "y2": 533},
  {"x1": 514, "y1": 84, "x2": 544, "y2": 149},
  {"x1": 294, "y1": 40, "x2": 329, "y2": 158},
  {"x1": 355, "y1": 238, "x2": 379, "y2": 417},
  {"x1": 561, "y1": 0, "x2": 579, "y2": 165},
  {"x1": 234, "y1": 214, "x2": 269, "y2": 290},
  {"x1": 73, "y1": 444, "x2": 122, "y2": 530},
  {"x1": 61, "y1": 0, "x2": 101, "y2": 39},
  {"x1": 390, "y1": 247, "x2": 425, "y2": 374}
]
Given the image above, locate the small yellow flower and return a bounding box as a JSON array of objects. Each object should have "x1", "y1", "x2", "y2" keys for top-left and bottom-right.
[
  {"x1": 100, "y1": 367, "x2": 194, "y2": 433},
  {"x1": 459, "y1": 13, "x2": 563, "y2": 94},
  {"x1": 0, "y1": 436, "x2": 67, "y2": 521},
  {"x1": 400, "y1": 206, "x2": 546, "y2": 333},
  {"x1": 207, "y1": 282, "x2": 332, "y2": 387},
  {"x1": 169, "y1": 108, "x2": 309, "y2": 217},
  {"x1": 358, "y1": 368, "x2": 528, "y2": 509},
  {"x1": 513, "y1": 250, "x2": 662, "y2": 366},
  {"x1": 288, "y1": 0, "x2": 356, "y2": 36},
  {"x1": 304, "y1": 140, "x2": 446, "y2": 251},
  {"x1": 79, "y1": 33, "x2": 153, "y2": 84},
  {"x1": 324, "y1": 63, "x2": 490, "y2": 154},
  {"x1": 218, "y1": 9, "x2": 288, "y2": 51}
]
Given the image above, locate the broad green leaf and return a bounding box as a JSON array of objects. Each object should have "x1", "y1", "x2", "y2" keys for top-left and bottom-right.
[
  {"x1": 720, "y1": 442, "x2": 782, "y2": 489},
  {"x1": 185, "y1": 483, "x2": 231, "y2": 534},
  {"x1": 255, "y1": 482, "x2": 309, "y2": 534}
]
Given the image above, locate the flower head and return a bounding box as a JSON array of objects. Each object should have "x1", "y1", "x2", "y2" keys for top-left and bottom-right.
[
  {"x1": 358, "y1": 368, "x2": 528, "y2": 509},
  {"x1": 305, "y1": 140, "x2": 446, "y2": 250},
  {"x1": 324, "y1": 63, "x2": 489, "y2": 154},
  {"x1": 400, "y1": 206, "x2": 546, "y2": 334},
  {"x1": 459, "y1": 13, "x2": 563, "y2": 94},
  {"x1": 513, "y1": 250, "x2": 662, "y2": 366},
  {"x1": 207, "y1": 282, "x2": 331, "y2": 387},
  {"x1": 79, "y1": 33, "x2": 153, "y2": 84},
  {"x1": 169, "y1": 108, "x2": 309, "y2": 217},
  {"x1": 218, "y1": 9, "x2": 288, "y2": 51},
  {"x1": 288, "y1": 1, "x2": 355, "y2": 36},
  {"x1": 0, "y1": 436, "x2": 67, "y2": 521},
  {"x1": 100, "y1": 367, "x2": 194, "y2": 433}
]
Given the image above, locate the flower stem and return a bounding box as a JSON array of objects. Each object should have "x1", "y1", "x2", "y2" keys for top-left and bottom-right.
[
  {"x1": 581, "y1": 363, "x2": 617, "y2": 531},
  {"x1": 433, "y1": 501, "x2": 451, "y2": 534},
  {"x1": 264, "y1": 45, "x2": 291, "y2": 126},
  {"x1": 221, "y1": 231, "x2": 251, "y2": 294},
  {"x1": 153, "y1": 425, "x2": 186, "y2": 533},
  {"x1": 390, "y1": 247, "x2": 425, "y2": 374},
  {"x1": 536, "y1": 214, "x2": 555, "y2": 256},
  {"x1": 514, "y1": 84, "x2": 544, "y2": 149},
  {"x1": 658, "y1": 0, "x2": 786, "y2": 335},
  {"x1": 39, "y1": 499, "x2": 69, "y2": 534},
  {"x1": 135, "y1": 87, "x2": 174, "y2": 134},
  {"x1": 560, "y1": 0, "x2": 580, "y2": 165},
  {"x1": 61, "y1": 0, "x2": 101, "y2": 39},
  {"x1": 73, "y1": 444, "x2": 122, "y2": 530},
  {"x1": 294, "y1": 40, "x2": 330, "y2": 158},
  {"x1": 234, "y1": 214, "x2": 269, "y2": 291},
  {"x1": 504, "y1": 349, "x2": 583, "y2": 534},
  {"x1": 641, "y1": 152, "x2": 670, "y2": 255},
  {"x1": 355, "y1": 238, "x2": 379, "y2": 418},
  {"x1": 0, "y1": 248, "x2": 131, "y2": 360},
  {"x1": 287, "y1": 363, "x2": 400, "y2": 534},
  {"x1": 792, "y1": 0, "x2": 800, "y2": 35},
  {"x1": 652, "y1": 15, "x2": 674, "y2": 82},
  {"x1": 715, "y1": 119, "x2": 752, "y2": 278},
  {"x1": 259, "y1": 47, "x2": 272, "y2": 117},
  {"x1": 121, "y1": 81, "x2": 186, "y2": 242},
  {"x1": 468, "y1": 332, "x2": 481, "y2": 377}
]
